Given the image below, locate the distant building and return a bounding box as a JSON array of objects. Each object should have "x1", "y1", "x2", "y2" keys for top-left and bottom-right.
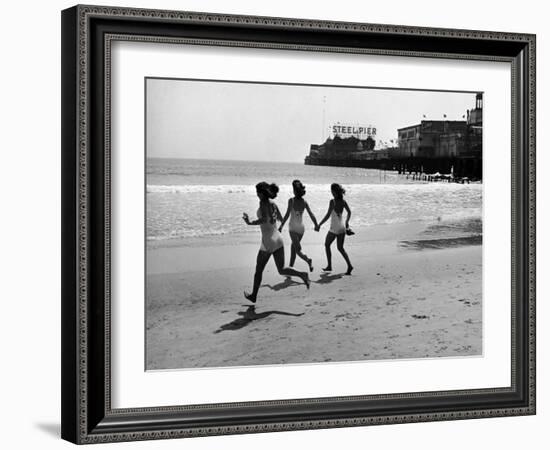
[
  {"x1": 397, "y1": 120, "x2": 467, "y2": 158},
  {"x1": 439, "y1": 132, "x2": 465, "y2": 158},
  {"x1": 372, "y1": 148, "x2": 391, "y2": 159},
  {"x1": 304, "y1": 94, "x2": 483, "y2": 179},
  {"x1": 307, "y1": 135, "x2": 376, "y2": 161},
  {"x1": 464, "y1": 93, "x2": 483, "y2": 156},
  {"x1": 468, "y1": 93, "x2": 483, "y2": 127},
  {"x1": 396, "y1": 93, "x2": 482, "y2": 162}
]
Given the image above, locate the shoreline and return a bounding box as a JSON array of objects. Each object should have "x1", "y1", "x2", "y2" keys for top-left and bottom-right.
[
  {"x1": 147, "y1": 220, "x2": 429, "y2": 249},
  {"x1": 147, "y1": 215, "x2": 481, "y2": 249}
]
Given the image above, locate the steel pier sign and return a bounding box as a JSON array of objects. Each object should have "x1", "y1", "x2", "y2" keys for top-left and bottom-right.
[{"x1": 332, "y1": 123, "x2": 377, "y2": 138}]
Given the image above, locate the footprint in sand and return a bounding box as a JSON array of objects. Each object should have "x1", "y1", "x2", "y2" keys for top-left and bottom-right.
[
  {"x1": 411, "y1": 314, "x2": 430, "y2": 319},
  {"x1": 417, "y1": 297, "x2": 426, "y2": 301},
  {"x1": 386, "y1": 297, "x2": 399, "y2": 306}
]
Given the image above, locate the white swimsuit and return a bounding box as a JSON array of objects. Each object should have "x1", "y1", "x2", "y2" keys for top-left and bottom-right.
[
  {"x1": 258, "y1": 204, "x2": 284, "y2": 253},
  {"x1": 288, "y1": 199, "x2": 305, "y2": 235},
  {"x1": 329, "y1": 209, "x2": 346, "y2": 235}
]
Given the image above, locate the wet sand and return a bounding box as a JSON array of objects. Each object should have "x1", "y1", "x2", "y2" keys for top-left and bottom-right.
[{"x1": 146, "y1": 221, "x2": 482, "y2": 370}]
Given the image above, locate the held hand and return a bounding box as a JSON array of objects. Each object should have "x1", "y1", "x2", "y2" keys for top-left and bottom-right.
[
  {"x1": 278, "y1": 226, "x2": 283, "y2": 233},
  {"x1": 314, "y1": 225, "x2": 320, "y2": 232}
]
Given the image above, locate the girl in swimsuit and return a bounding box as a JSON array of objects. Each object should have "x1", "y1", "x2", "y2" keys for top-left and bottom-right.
[
  {"x1": 315, "y1": 183, "x2": 354, "y2": 275},
  {"x1": 279, "y1": 180, "x2": 318, "y2": 272},
  {"x1": 242, "y1": 182, "x2": 310, "y2": 303}
]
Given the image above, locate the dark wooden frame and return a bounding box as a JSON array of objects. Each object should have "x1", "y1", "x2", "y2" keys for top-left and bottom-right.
[{"x1": 61, "y1": 4, "x2": 536, "y2": 444}]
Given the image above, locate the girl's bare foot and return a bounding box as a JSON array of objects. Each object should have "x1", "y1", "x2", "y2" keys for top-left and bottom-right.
[
  {"x1": 346, "y1": 266, "x2": 354, "y2": 275},
  {"x1": 322, "y1": 266, "x2": 332, "y2": 272},
  {"x1": 303, "y1": 274, "x2": 310, "y2": 289},
  {"x1": 244, "y1": 291, "x2": 257, "y2": 303}
]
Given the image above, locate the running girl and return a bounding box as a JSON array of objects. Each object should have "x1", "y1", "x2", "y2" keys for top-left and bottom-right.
[
  {"x1": 242, "y1": 182, "x2": 310, "y2": 303},
  {"x1": 279, "y1": 180, "x2": 318, "y2": 272},
  {"x1": 315, "y1": 183, "x2": 354, "y2": 275}
]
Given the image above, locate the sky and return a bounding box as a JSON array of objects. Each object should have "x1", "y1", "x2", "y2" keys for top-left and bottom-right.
[{"x1": 146, "y1": 78, "x2": 479, "y2": 163}]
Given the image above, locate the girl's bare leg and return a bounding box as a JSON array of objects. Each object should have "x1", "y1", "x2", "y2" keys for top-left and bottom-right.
[
  {"x1": 244, "y1": 250, "x2": 271, "y2": 303},
  {"x1": 323, "y1": 232, "x2": 336, "y2": 271},
  {"x1": 336, "y1": 233, "x2": 353, "y2": 275},
  {"x1": 272, "y1": 247, "x2": 309, "y2": 289},
  {"x1": 289, "y1": 237, "x2": 297, "y2": 267},
  {"x1": 290, "y1": 231, "x2": 313, "y2": 271}
]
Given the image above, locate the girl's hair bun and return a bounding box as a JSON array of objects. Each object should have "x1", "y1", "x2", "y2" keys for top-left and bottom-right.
[
  {"x1": 268, "y1": 183, "x2": 279, "y2": 198},
  {"x1": 292, "y1": 179, "x2": 306, "y2": 198},
  {"x1": 256, "y1": 181, "x2": 279, "y2": 199},
  {"x1": 331, "y1": 183, "x2": 345, "y2": 199}
]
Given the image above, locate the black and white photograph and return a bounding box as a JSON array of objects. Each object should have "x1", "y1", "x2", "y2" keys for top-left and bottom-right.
[
  {"x1": 53, "y1": 1, "x2": 538, "y2": 446},
  {"x1": 145, "y1": 78, "x2": 483, "y2": 370}
]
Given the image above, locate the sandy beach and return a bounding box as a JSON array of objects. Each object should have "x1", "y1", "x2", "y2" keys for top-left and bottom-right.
[{"x1": 145, "y1": 220, "x2": 482, "y2": 370}]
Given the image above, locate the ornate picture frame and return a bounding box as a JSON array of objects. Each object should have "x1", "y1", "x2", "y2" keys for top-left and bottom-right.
[{"x1": 61, "y1": 4, "x2": 535, "y2": 444}]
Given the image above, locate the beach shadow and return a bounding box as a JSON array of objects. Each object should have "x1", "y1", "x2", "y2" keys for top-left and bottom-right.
[
  {"x1": 399, "y1": 235, "x2": 482, "y2": 250},
  {"x1": 262, "y1": 277, "x2": 301, "y2": 291},
  {"x1": 214, "y1": 305, "x2": 304, "y2": 333},
  {"x1": 315, "y1": 272, "x2": 345, "y2": 285}
]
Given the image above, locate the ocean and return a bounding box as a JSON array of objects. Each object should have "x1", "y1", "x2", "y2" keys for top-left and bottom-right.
[{"x1": 147, "y1": 158, "x2": 482, "y2": 242}]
